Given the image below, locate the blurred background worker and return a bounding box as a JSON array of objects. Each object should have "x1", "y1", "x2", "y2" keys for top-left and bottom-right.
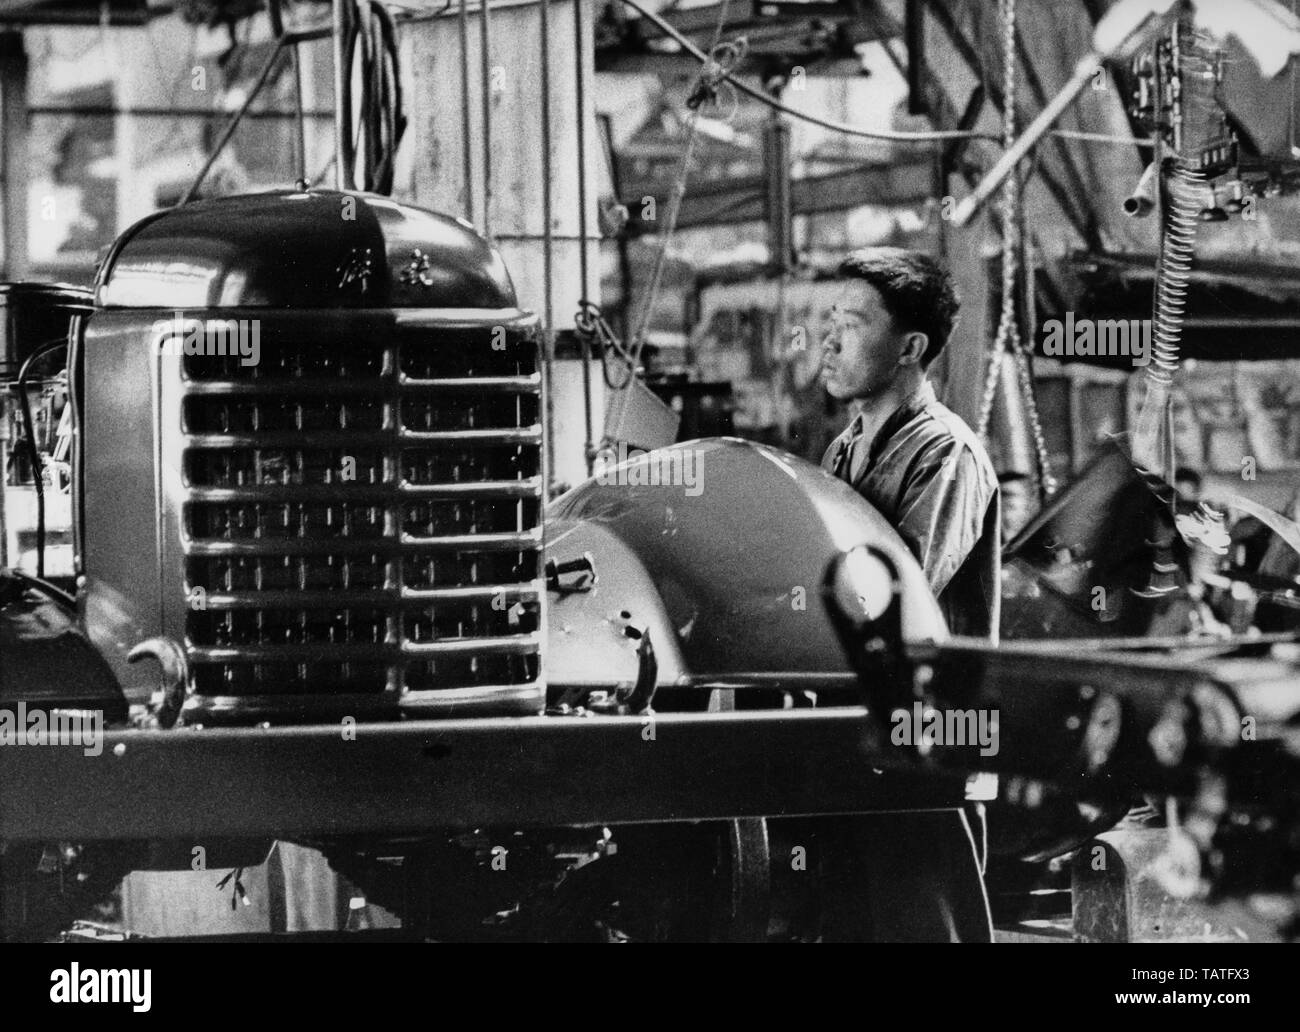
[{"x1": 997, "y1": 471, "x2": 1037, "y2": 543}]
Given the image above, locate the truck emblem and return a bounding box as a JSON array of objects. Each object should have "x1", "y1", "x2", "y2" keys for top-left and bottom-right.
[
  {"x1": 337, "y1": 247, "x2": 374, "y2": 293},
  {"x1": 399, "y1": 248, "x2": 437, "y2": 288}
]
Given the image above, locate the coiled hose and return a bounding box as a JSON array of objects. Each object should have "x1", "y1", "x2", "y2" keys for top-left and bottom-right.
[
  {"x1": 1149, "y1": 165, "x2": 1202, "y2": 387},
  {"x1": 1130, "y1": 163, "x2": 1203, "y2": 474}
]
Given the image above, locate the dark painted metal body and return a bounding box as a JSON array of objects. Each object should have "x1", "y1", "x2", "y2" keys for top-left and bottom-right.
[
  {"x1": 0, "y1": 573, "x2": 125, "y2": 720},
  {"x1": 0, "y1": 283, "x2": 91, "y2": 366},
  {"x1": 94, "y1": 190, "x2": 516, "y2": 311},
  {"x1": 3, "y1": 635, "x2": 1294, "y2": 848},
  {"x1": 77, "y1": 191, "x2": 545, "y2": 721},
  {"x1": 0, "y1": 710, "x2": 967, "y2": 841}
]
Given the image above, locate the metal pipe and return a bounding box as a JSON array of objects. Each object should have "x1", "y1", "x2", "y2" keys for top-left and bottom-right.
[
  {"x1": 479, "y1": 0, "x2": 493, "y2": 235},
  {"x1": 950, "y1": 55, "x2": 1101, "y2": 228},
  {"x1": 575, "y1": 0, "x2": 593, "y2": 474},
  {"x1": 459, "y1": 0, "x2": 475, "y2": 223},
  {"x1": 332, "y1": 0, "x2": 352, "y2": 190},
  {"x1": 951, "y1": 0, "x2": 1181, "y2": 228},
  {"x1": 540, "y1": 0, "x2": 554, "y2": 486},
  {"x1": 269, "y1": 0, "x2": 307, "y2": 185},
  {"x1": 288, "y1": 46, "x2": 307, "y2": 184},
  {"x1": 28, "y1": 103, "x2": 332, "y2": 120},
  {"x1": 0, "y1": 392, "x2": 9, "y2": 566}
]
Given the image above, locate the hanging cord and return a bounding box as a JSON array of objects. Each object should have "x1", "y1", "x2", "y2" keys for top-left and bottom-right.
[
  {"x1": 605, "y1": 2, "x2": 742, "y2": 445},
  {"x1": 617, "y1": 0, "x2": 1149, "y2": 149},
  {"x1": 620, "y1": 0, "x2": 992, "y2": 145},
  {"x1": 576, "y1": 301, "x2": 639, "y2": 390},
  {"x1": 341, "y1": 0, "x2": 406, "y2": 194}
]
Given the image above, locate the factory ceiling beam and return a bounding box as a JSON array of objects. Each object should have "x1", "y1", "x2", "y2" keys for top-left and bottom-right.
[
  {"x1": 866, "y1": 5, "x2": 986, "y2": 189},
  {"x1": 922, "y1": 0, "x2": 1096, "y2": 249},
  {"x1": 664, "y1": 157, "x2": 936, "y2": 228},
  {"x1": 0, "y1": 0, "x2": 151, "y2": 24},
  {"x1": 1009, "y1": 24, "x2": 1102, "y2": 247},
  {"x1": 596, "y1": 0, "x2": 885, "y2": 74},
  {"x1": 904, "y1": 0, "x2": 926, "y2": 115}
]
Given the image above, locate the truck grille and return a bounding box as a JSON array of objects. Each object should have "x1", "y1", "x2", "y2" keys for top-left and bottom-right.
[{"x1": 176, "y1": 314, "x2": 544, "y2": 723}]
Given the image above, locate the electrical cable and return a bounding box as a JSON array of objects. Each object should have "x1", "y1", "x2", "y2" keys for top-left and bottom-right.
[
  {"x1": 341, "y1": 0, "x2": 407, "y2": 194},
  {"x1": 617, "y1": 0, "x2": 1151, "y2": 149},
  {"x1": 605, "y1": 2, "x2": 741, "y2": 446},
  {"x1": 618, "y1": 0, "x2": 997, "y2": 144}
]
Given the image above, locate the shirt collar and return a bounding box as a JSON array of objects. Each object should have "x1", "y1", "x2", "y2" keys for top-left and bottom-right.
[{"x1": 862, "y1": 379, "x2": 937, "y2": 470}]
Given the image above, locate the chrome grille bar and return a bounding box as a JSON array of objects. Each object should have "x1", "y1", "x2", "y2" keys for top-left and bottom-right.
[{"x1": 178, "y1": 316, "x2": 545, "y2": 723}]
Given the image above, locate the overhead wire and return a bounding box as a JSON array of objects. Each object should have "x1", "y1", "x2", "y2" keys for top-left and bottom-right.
[
  {"x1": 617, "y1": 0, "x2": 1150, "y2": 149},
  {"x1": 606, "y1": 0, "x2": 738, "y2": 446}
]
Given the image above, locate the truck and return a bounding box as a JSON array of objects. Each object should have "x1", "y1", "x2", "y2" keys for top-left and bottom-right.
[{"x1": 1, "y1": 188, "x2": 1297, "y2": 942}]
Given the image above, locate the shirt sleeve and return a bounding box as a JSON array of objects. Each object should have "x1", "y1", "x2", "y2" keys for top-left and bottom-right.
[{"x1": 892, "y1": 439, "x2": 995, "y2": 596}]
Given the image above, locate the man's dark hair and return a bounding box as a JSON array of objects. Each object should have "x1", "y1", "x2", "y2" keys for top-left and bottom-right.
[
  {"x1": 1174, "y1": 466, "x2": 1202, "y2": 489},
  {"x1": 837, "y1": 247, "x2": 960, "y2": 368}
]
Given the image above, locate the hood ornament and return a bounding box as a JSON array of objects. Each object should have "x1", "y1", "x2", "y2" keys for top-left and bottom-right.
[{"x1": 399, "y1": 248, "x2": 437, "y2": 288}]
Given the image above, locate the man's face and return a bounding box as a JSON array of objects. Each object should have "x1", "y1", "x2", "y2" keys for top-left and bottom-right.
[{"x1": 820, "y1": 281, "x2": 909, "y2": 401}]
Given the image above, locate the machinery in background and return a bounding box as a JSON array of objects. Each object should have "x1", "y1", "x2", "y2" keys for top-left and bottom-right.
[
  {"x1": 1002, "y1": 441, "x2": 1196, "y2": 639},
  {"x1": 828, "y1": 545, "x2": 1300, "y2": 940},
  {"x1": 0, "y1": 285, "x2": 86, "y2": 583}
]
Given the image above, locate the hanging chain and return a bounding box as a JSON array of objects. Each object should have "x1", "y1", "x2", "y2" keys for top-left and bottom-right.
[
  {"x1": 976, "y1": 0, "x2": 1020, "y2": 441},
  {"x1": 1012, "y1": 238, "x2": 1057, "y2": 496},
  {"x1": 975, "y1": 0, "x2": 1056, "y2": 497}
]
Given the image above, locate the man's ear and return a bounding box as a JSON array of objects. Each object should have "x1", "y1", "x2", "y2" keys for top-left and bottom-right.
[{"x1": 898, "y1": 331, "x2": 928, "y2": 367}]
